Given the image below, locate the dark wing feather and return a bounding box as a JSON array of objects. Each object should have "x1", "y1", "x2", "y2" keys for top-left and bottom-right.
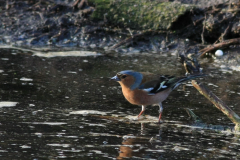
[
  {"x1": 138, "y1": 75, "x2": 177, "y2": 95},
  {"x1": 138, "y1": 73, "x2": 206, "y2": 95}
]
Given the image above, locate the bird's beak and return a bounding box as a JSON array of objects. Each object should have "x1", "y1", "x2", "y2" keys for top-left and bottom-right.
[{"x1": 110, "y1": 75, "x2": 120, "y2": 81}]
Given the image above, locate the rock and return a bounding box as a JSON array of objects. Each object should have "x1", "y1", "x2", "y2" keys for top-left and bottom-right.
[{"x1": 215, "y1": 50, "x2": 224, "y2": 57}]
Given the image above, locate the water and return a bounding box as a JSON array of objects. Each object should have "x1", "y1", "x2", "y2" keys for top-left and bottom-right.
[{"x1": 0, "y1": 47, "x2": 239, "y2": 159}]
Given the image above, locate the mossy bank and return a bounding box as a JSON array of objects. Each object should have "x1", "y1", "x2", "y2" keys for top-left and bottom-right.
[{"x1": 90, "y1": 0, "x2": 195, "y2": 30}]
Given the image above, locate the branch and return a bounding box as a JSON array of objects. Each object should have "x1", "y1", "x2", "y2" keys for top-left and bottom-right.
[
  {"x1": 199, "y1": 37, "x2": 240, "y2": 58},
  {"x1": 191, "y1": 80, "x2": 240, "y2": 131},
  {"x1": 213, "y1": 25, "x2": 230, "y2": 44},
  {"x1": 178, "y1": 53, "x2": 240, "y2": 131},
  {"x1": 201, "y1": 14, "x2": 206, "y2": 45}
]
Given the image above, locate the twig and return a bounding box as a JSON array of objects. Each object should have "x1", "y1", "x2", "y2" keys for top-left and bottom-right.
[
  {"x1": 201, "y1": 14, "x2": 206, "y2": 45},
  {"x1": 110, "y1": 30, "x2": 160, "y2": 50},
  {"x1": 192, "y1": 17, "x2": 205, "y2": 26},
  {"x1": 192, "y1": 80, "x2": 240, "y2": 131},
  {"x1": 214, "y1": 25, "x2": 230, "y2": 44},
  {"x1": 110, "y1": 34, "x2": 140, "y2": 50},
  {"x1": 72, "y1": 0, "x2": 89, "y2": 10},
  {"x1": 214, "y1": 12, "x2": 236, "y2": 44},
  {"x1": 127, "y1": 28, "x2": 133, "y2": 38}
]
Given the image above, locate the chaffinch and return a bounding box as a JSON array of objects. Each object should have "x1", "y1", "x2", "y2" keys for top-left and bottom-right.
[{"x1": 111, "y1": 70, "x2": 205, "y2": 122}]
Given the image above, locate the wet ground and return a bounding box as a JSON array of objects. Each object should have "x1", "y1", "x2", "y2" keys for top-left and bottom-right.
[{"x1": 0, "y1": 46, "x2": 239, "y2": 159}]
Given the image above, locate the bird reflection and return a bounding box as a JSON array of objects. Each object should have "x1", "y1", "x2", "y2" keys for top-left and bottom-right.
[{"x1": 117, "y1": 123, "x2": 163, "y2": 159}]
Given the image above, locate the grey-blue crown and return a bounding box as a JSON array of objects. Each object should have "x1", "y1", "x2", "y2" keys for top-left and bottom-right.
[{"x1": 119, "y1": 70, "x2": 143, "y2": 90}]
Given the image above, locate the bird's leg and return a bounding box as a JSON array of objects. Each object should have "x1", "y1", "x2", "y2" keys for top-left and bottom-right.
[
  {"x1": 158, "y1": 103, "x2": 163, "y2": 123},
  {"x1": 138, "y1": 105, "x2": 146, "y2": 119}
]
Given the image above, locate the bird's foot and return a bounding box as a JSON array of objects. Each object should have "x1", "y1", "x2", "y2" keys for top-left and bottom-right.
[
  {"x1": 137, "y1": 115, "x2": 145, "y2": 120},
  {"x1": 158, "y1": 119, "x2": 164, "y2": 124}
]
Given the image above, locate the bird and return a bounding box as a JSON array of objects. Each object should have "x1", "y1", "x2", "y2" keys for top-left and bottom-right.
[{"x1": 110, "y1": 70, "x2": 205, "y2": 123}]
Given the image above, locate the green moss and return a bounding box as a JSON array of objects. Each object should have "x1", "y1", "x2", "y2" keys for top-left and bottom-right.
[{"x1": 89, "y1": 0, "x2": 195, "y2": 30}]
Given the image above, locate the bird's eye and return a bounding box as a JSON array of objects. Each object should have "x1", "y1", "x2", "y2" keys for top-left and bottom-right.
[{"x1": 122, "y1": 75, "x2": 127, "y2": 79}]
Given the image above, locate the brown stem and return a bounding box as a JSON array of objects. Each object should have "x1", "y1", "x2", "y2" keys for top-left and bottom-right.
[
  {"x1": 192, "y1": 80, "x2": 240, "y2": 131},
  {"x1": 201, "y1": 14, "x2": 206, "y2": 45},
  {"x1": 214, "y1": 25, "x2": 230, "y2": 44}
]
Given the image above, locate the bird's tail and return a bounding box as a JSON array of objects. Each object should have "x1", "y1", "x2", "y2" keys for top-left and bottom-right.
[{"x1": 171, "y1": 74, "x2": 206, "y2": 90}]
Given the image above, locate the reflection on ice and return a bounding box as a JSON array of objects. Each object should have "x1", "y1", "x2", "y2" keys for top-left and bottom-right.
[
  {"x1": 33, "y1": 51, "x2": 102, "y2": 58},
  {"x1": 20, "y1": 77, "x2": 33, "y2": 81},
  {"x1": 0, "y1": 101, "x2": 18, "y2": 107},
  {"x1": 19, "y1": 145, "x2": 31, "y2": 149},
  {"x1": 69, "y1": 110, "x2": 109, "y2": 115},
  {"x1": 47, "y1": 144, "x2": 70, "y2": 147},
  {"x1": 23, "y1": 122, "x2": 67, "y2": 125}
]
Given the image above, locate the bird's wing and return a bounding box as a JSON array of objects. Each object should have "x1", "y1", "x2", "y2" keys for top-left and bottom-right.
[{"x1": 138, "y1": 73, "x2": 176, "y2": 95}]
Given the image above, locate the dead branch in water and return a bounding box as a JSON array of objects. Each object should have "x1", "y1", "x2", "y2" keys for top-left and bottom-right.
[
  {"x1": 191, "y1": 80, "x2": 240, "y2": 131},
  {"x1": 179, "y1": 53, "x2": 240, "y2": 131}
]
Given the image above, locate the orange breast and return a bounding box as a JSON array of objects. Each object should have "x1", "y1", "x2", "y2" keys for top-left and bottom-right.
[{"x1": 121, "y1": 87, "x2": 172, "y2": 105}]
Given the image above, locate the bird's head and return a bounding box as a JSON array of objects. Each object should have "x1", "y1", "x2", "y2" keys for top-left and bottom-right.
[{"x1": 110, "y1": 70, "x2": 143, "y2": 90}]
